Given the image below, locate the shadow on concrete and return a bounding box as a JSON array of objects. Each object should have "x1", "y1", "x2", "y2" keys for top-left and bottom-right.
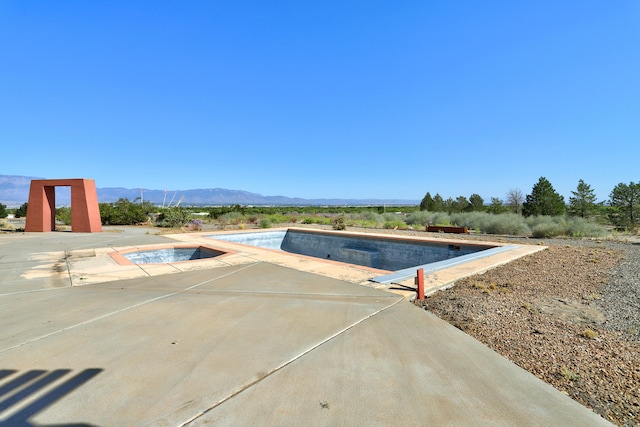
[{"x1": 0, "y1": 368, "x2": 102, "y2": 426}]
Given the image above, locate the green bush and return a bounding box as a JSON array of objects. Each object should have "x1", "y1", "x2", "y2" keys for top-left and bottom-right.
[
  {"x1": 407, "y1": 211, "x2": 452, "y2": 227},
  {"x1": 220, "y1": 211, "x2": 246, "y2": 225},
  {"x1": 100, "y1": 198, "x2": 154, "y2": 225},
  {"x1": 566, "y1": 217, "x2": 606, "y2": 238},
  {"x1": 157, "y1": 207, "x2": 191, "y2": 228},
  {"x1": 531, "y1": 222, "x2": 565, "y2": 238},
  {"x1": 332, "y1": 214, "x2": 346, "y2": 230},
  {"x1": 527, "y1": 216, "x2": 565, "y2": 238},
  {"x1": 15, "y1": 202, "x2": 28, "y2": 218},
  {"x1": 0, "y1": 203, "x2": 7, "y2": 219},
  {"x1": 265, "y1": 213, "x2": 291, "y2": 224},
  {"x1": 347, "y1": 219, "x2": 378, "y2": 228},
  {"x1": 259, "y1": 218, "x2": 272, "y2": 228},
  {"x1": 346, "y1": 211, "x2": 385, "y2": 227},
  {"x1": 450, "y1": 212, "x2": 491, "y2": 232},
  {"x1": 484, "y1": 213, "x2": 531, "y2": 235},
  {"x1": 405, "y1": 211, "x2": 432, "y2": 226},
  {"x1": 355, "y1": 210, "x2": 384, "y2": 222},
  {"x1": 55, "y1": 207, "x2": 71, "y2": 225},
  {"x1": 383, "y1": 220, "x2": 407, "y2": 229},
  {"x1": 301, "y1": 216, "x2": 332, "y2": 225},
  {"x1": 382, "y1": 212, "x2": 405, "y2": 223}
]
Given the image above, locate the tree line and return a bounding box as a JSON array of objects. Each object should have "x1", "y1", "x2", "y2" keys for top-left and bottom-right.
[{"x1": 419, "y1": 177, "x2": 640, "y2": 230}]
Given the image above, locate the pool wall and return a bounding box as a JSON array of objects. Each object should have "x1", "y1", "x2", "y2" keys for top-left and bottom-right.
[
  {"x1": 109, "y1": 244, "x2": 230, "y2": 266},
  {"x1": 123, "y1": 247, "x2": 226, "y2": 264},
  {"x1": 280, "y1": 229, "x2": 489, "y2": 271},
  {"x1": 209, "y1": 228, "x2": 499, "y2": 275}
]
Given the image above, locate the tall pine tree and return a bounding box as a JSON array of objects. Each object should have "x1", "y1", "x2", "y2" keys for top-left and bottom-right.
[
  {"x1": 568, "y1": 179, "x2": 598, "y2": 218},
  {"x1": 522, "y1": 177, "x2": 565, "y2": 216}
]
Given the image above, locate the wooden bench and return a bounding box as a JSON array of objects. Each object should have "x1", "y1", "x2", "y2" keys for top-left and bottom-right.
[{"x1": 426, "y1": 225, "x2": 469, "y2": 234}]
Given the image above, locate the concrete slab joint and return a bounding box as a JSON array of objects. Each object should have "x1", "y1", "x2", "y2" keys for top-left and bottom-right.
[{"x1": 25, "y1": 179, "x2": 102, "y2": 233}]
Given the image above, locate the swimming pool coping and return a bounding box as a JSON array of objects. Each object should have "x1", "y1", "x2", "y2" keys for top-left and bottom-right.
[
  {"x1": 60, "y1": 227, "x2": 546, "y2": 299},
  {"x1": 167, "y1": 228, "x2": 547, "y2": 298}
]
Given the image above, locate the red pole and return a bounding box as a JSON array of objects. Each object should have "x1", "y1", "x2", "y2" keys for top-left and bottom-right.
[{"x1": 416, "y1": 268, "x2": 425, "y2": 300}]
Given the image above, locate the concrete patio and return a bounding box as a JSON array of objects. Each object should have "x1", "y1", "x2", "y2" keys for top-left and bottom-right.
[{"x1": 0, "y1": 228, "x2": 611, "y2": 426}]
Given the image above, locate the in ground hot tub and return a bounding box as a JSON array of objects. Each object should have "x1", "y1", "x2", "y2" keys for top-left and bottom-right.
[
  {"x1": 114, "y1": 246, "x2": 226, "y2": 265},
  {"x1": 208, "y1": 229, "x2": 518, "y2": 284}
]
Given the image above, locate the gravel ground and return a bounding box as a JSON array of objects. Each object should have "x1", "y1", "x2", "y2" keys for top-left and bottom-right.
[{"x1": 409, "y1": 234, "x2": 640, "y2": 426}]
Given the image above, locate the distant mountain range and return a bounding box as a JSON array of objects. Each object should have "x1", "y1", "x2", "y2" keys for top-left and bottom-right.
[{"x1": 0, "y1": 175, "x2": 418, "y2": 207}]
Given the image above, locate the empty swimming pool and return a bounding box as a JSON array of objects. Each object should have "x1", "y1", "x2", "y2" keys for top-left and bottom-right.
[
  {"x1": 122, "y1": 246, "x2": 225, "y2": 264},
  {"x1": 208, "y1": 229, "x2": 518, "y2": 284}
]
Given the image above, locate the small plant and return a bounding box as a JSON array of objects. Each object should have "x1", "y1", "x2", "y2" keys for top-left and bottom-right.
[
  {"x1": 383, "y1": 220, "x2": 407, "y2": 230},
  {"x1": 259, "y1": 218, "x2": 272, "y2": 228},
  {"x1": 156, "y1": 207, "x2": 191, "y2": 228},
  {"x1": 189, "y1": 219, "x2": 203, "y2": 231},
  {"x1": 583, "y1": 293, "x2": 601, "y2": 301},
  {"x1": 581, "y1": 328, "x2": 598, "y2": 339},
  {"x1": 331, "y1": 214, "x2": 346, "y2": 230},
  {"x1": 560, "y1": 366, "x2": 580, "y2": 382}
]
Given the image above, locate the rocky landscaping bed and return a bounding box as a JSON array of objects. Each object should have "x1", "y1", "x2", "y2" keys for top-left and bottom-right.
[{"x1": 414, "y1": 237, "x2": 640, "y2": 426}]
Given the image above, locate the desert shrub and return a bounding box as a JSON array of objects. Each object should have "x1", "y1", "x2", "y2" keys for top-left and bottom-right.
[
  {"x1": 382, "y1": 212, "x2": 404, "y2": 222},
  {"x1": 259, "y1": 218, "x2": 272, "y2": 228},
  {"x1": 265, "y1": 213, "x2": 290, "y2": 224},
  {"x1": 566, "y1": 217, "x2": 607, "y2": 238},
  {"x1": 220, "y1": 211, "x2": 245, "y2": 225},
  {"x1": 349, "y1": 219, "x2": 379, "y2": 228},
  {"x1": 347, "y1": 211, "x2": 385, "y2": 227},
  {"x1": 383, "y1": 220, "x2": 407, "y2": 229},
  {"x1": 531, "y1": 222, "x2": 565, "y2": 238},
  {"x1": 409, "y1": 211, "x2": 452, "y2": 226},
  {"x1": 0, "y1": 203, "x2": 7, "y2": 219},
  {"x1": 331, "y1": 214, "x2": 346, "y2": 230},
  {"x1": 527, "y1": 216, "x2": 567, "y2": 238},
  {"x1": 484, "y1": 213, "x2": 531, "y2": 235},
  {"x1": 157, "y1": 207, "x2": 191, "y2": 228},
  {"x1": 356, "y1": 210, "x2": 384, "y2": 222},
  {"x1": 405, "y1": 211, "x2": 432, "y2": 226},
  {"x1": 15, "y1": 202, "x2": 28, "y2": 218},
  {"x1": 55, "y1": 207, "x2": 72, "y2": 225},
  {"x1": 428, "y1": 212, "x2": 452, "y2": 226},
  {"x1": 100, "y1": 198, "x2": 154, "y2": 225},
  {"x1": 450, "y1": 212, "x2": 492, "y2": 232},
  {"x1": 301, "y1": 216, "x2": 332, "y2": 225}
]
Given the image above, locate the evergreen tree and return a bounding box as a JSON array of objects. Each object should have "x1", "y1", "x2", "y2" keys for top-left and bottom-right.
[
  {"x1": 489, "y1": 197, "x2": 504, "y2": 214},
  {"x1": 522, "y1": 177, "x2": 565, "y2": 216},
  {"x1": 609, "y1": 182, "x2": 640, "y2": 229},
  {"x1": 419, "y1": 192, "x2": 435, "y2": 211},
  {"x1": 568, "y1": 179, "x2": 598, "y2": 218},
  {"x1": 0, "y1": 203, "x2": 7, "y2": 219},
  {"x1": 445, "y1": 197, "x2": 455, "y2": 214},
  {"x1": 433, "y1": 194, "x2": 445, "y2": 212},
  {"x1": 468, "y1": 194, "x2": 484, "y2": 211},
  {"x1": 454, "y1": 196, "x2": 469, "y2": 213},
  {"x1": 15, "y1": 202, "x2": 28, "y2": 218}
]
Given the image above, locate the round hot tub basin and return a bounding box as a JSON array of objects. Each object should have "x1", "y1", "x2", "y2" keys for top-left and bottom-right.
[{"x1": 121, "y1": 246, "x2": 226, "y2": 265}]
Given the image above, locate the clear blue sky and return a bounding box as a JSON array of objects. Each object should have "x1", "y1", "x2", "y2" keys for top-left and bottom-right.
[{"x1": 1, "y1": 1, "x2": 638, "y2": 202}]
